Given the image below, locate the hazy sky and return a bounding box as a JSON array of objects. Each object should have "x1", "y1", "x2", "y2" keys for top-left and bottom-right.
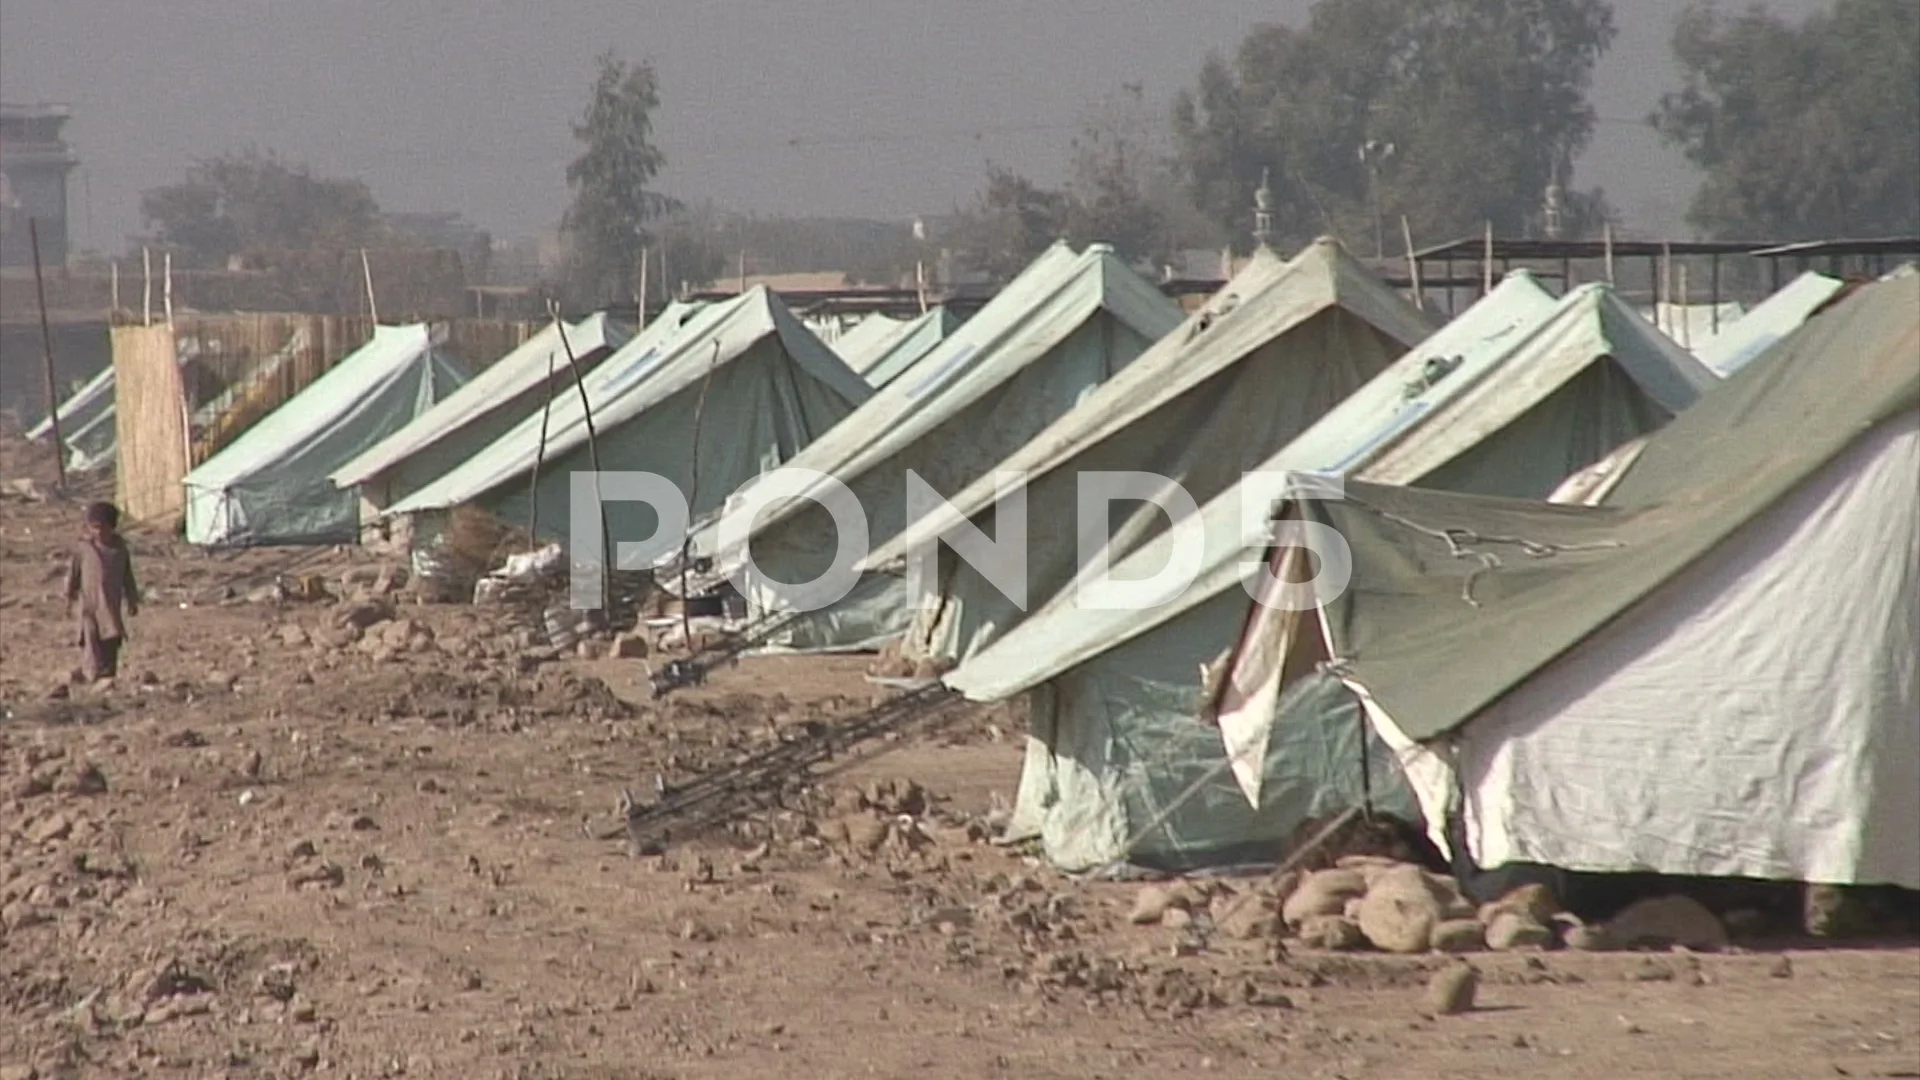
[{"x1": 0, "y1": 0, "x2": 1831, "y2": 253}]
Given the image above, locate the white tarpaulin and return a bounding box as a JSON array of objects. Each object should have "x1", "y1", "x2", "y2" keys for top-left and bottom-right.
[{"x1": 1445, "y1": 412, "x2": 1920, "y2": 887}]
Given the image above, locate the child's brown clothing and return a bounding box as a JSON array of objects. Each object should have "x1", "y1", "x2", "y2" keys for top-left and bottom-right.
[{"x1": 65, "y1": 536, "x2": 139, "y2": 680}]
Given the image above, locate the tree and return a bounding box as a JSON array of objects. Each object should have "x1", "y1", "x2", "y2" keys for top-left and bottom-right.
[
  {"x1": 562, "y1": 52, "x2": 676, "y2": 304},
  {"x1": 1171, "y1": 0, "x2": 1617, "y2": 253},
  {"x1": 1062, "y1": 86, "x2": 1170, "y2": 269},
  {"x1": 139, "y1": 149, "x2": 385, "y2": 267},
  {"x1": 1651, "y1": 0, "x2": 1920, "y2": 240},
  {"x1": 947, "y1": 166, "x2": 1075, "y2": 283}
]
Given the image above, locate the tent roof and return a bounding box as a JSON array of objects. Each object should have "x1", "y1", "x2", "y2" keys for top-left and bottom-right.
[
  {"x1": 692, "y1": 242, "x2": 1183, "y2": 554},
  {"x1": 862, "y1": 237, "x2": 1437, "y2": 571},
  {"x1": 1692, "y1": 271, "x2": 1846, "y2": 377},
  {"x1": 382, "y1": 289, "x2": 864, "y2": 517},
  {"x1": 858, "y1": 307, "x2": 964, "y2": 388},
  {"x1": 329, "y1": 312, "x2": 631, "y2": 489},
  {"x1": 833, "y1": 313, "x2": 911, "y2": 371},
  {"x1": 186, "y1": 324, "x2": 461, "y2": 495},
  {"x1": 1291, "y1": 270, "x2": 1919, "y2": 742},
  {"x1": 944, "y1": 271, "x2": 1720, "y2": 702}
]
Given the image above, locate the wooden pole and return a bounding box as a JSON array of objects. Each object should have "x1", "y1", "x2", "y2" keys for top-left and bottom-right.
[
  {"x1": 1677, "y1": 263, "x2": 1691, "y2": 349},
  {"x1": 1481, "y1": 221, "x2": 1493, "y2": 294},
  {"x1": 142, "y1": 246, "x2": 153, "y2": 326},
  {"x1": 1602, "y1": 222, "x2": 1615, "y2": 286},
  {"x1": 29, "y1": 219, "x2": 68, "y2": 490},
  {"x1": 163, "y1": 250, "x2": 174, "y2": 327},
  {"x1": 110, "y1": 260, "x2": 120, "y2": 315},
  {"x1": 637, "y1": 246, "x2": 649, "y2": 330},
  {"x1": 550, "y1": 300, "x2": 610, "y2": 609},
  {"x1": 1399, "y1": 215, "x2": 1423, "y2": 310},
  {"x1": 737, "y1": 250, "x2": 747, "y2": 295},
  {"x1": 1661, "y1": 242, "x2": 1674, "y2": 336},
  {"x1": 360, "y1": 249, "x2": 378, "y2": 323}
]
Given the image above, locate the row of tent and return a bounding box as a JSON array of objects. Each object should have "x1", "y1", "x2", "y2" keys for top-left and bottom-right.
[{"x1": 34, "y1": 238, "x2": 1910, "y2": 894}]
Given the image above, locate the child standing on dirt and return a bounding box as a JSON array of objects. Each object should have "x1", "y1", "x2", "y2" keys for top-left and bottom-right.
[{"x1": 64, "y1": 500, "x2": 140, "y2": 684}]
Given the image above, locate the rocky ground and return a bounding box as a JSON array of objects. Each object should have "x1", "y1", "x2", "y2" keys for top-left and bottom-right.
[{"x1": 2, "y1": 438, "x2": 1917, "y2": 1080}]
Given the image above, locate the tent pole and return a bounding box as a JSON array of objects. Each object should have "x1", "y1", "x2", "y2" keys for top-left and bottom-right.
[
  {"x1": 551, "y1": 303, "x2": 610, "y2": 612},
  {"x1": 525, "y1": 320, "x2": 559, "y2": 554},
  {"x1": 678, "y1": 339, "x2": 723, "y2": 648},
  {"x1": 1357, "y1": 707, "x2": 1374, "y2": 821}
]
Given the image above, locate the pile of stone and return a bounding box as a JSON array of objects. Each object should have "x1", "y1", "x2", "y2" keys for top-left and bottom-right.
[{"x1": 1129, "y1": 856, "x2": 1730, "y2": 956}]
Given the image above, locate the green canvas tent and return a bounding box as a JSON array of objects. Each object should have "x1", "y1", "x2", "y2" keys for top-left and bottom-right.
[
  {"x1": 945, "y1": 274, "x2": 1715, "y2": 873},
  {"x1": 331, "y1": 312, "x2": 636, "y2": 508},
  {"x1": 1223, "y1": 271, "x2": 1920, "y2": 887},
  {"x1": 1693, "y1": 271, "x2": 1846, "y2": 377},
  {"x1": 850, "y1": 307, "x2": 964, "y2": 389},
  {"x1": 381, "y1": 288, "x2": 869, "y2": 552},
  {"x1": 183, "y1": 323, "x2": 471, "y2": 547},
  {"x1": 684, "y1": 242, "x2": 1185, "y2": 654},
  {"x1": 860, "y1": 238, "x2": 1437, "y2": 668}
]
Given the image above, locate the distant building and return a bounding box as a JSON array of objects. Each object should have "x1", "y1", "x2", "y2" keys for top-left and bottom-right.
[{"x1": 0, "y1": 102, "x2": 79, "y2": 268}]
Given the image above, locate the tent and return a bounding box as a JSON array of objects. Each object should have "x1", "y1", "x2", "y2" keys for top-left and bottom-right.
[
  {"x1": 1693, "y1": 271, "x2": 1846, "y2": 377},
  {"x1": 331, "y1": 312, "x2": 637, "y2": 508},
  {"x1": 831, "y1": 313, "x2": 907, "y2": 369},
  {"x1": 28, "y1": 364, "x2": 117, "y2": 473},
  {"x1": 381, "y1": 288, "x2": 869, "y2": 552},
  {"x1": 849, "y1": 307, "x2": 963, "y2": 389},
  {"x1": 1224, "y1": 271, "x2": 1919, "y2": 888},
  {"x1": 945, "y1": 275, "x2": 1716, "y2": 873},
  {"x1": 685, "y1": 242, "x2": 1185, "y2": 653},
  {"x1": 861, "y1": 238, "x2": 1437, "y2": 668},
  {"x1": 183, "y1": 324, "x2": 471, "y2": 547}
]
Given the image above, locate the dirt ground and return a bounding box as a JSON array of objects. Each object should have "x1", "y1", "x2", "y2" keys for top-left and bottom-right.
[{"x1": 2, "y1": 438, "x2": 1917, "y2": 1080}]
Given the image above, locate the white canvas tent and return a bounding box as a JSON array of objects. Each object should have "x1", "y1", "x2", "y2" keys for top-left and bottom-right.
[
  {"x1": 331, "y1": 312, "x2": 637, "y2": 508},
  {"x1": 861, "y1": 238, "x2": 1438, "y2": 668},
  {"x1": 28, "y1": 364, "x2": 117, "y2": 473},
  {"x1": 381, "y1": 288, "x2": 870, "y2": 550},
  {"x1": 944, "y1": 275, "x2": 1715, "y2": 872},
  {"x1": 683, "y1": 242, "x2": 1185, "y2": 654},
  {"x1": 1223, "y1": 272, "x2": 1920, "y2": 888},
  {"x1": 849, "y1": 307, "x2": 962, "y2": 389},
  {"x1": 183, "y1": 324, "x2": 471, "y2": 547}
]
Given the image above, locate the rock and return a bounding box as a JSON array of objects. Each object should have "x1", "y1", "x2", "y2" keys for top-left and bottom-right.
[
  {"x1": 1605, "y1": 895, "x2": 1728, "y2": 952},
  {"x1": 1768, "y1": 956, "x2": 1793, "y2": 979},
  {"x1": 1161, "y1": 906, "x2": 1195, "y2": 931},
  {"x1": 1211, "y1": 894, "x2": 1279, "y2": 940},
  {"x1": 1429, "y1": 918, "x2": 1486, "y2": 953},
  {"x1": 608, "y1": 632, "x2": 650, "y2": 660},
  {"x1": 1130, "y1": 885, "x2": 1178, "y2": 925},
  {"x1": 1424, "y1": 871, "x2": 1478, "y2": 920},
  {"x1": 1426, "y1": 961, "x2": 1479, "y2": 1015},
  {"x1": 0, "y1": 1063, "x2": 38, "y2": 1080},
  {"x1": 1295, "y1": 914, "x2": 1365, "y2": 951},
  {"x1": 335, "y1": 601, "x2": 395, "y2": 631},
  {"x1": 1485, "y1": 911, "x2": 1554, "y2": 951},
  {"x1": 1501, "y1": 882, "x2": 1562, "y2": 923},
  {"x1": 205, "y1": 670, "x2": 238, "y2": 691},
  {"x1": 1281, "y1": 868, "x2": 1368, "y2": 927},
  {"x1": 1356, "y1": 866, "x2": 1446, "y2": 954},
  {"x1": 26, "y1": 813, "x2": 73, "y2": 844},
  {"x1": 844, "y1": 815, "x2": 890, "y2": 854},
  {"x1": 61, "y1": 763, "x2": 109, "y2": 796},
  {"x1": 278, "y1": 625, "x2": 311, "y2": 648},
  {"x1": 1562, "y1": 923, "x2": 1611, "y2": 952}
]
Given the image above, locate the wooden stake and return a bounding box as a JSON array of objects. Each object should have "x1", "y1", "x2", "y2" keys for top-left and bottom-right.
[
  {"x1": 1400, "y1": 215, "x2": 1423, "y2": 310},
  {"x1": 637, "y1": 246, "x2": 649, "y2": 330},
  {"x1": 360, "y1": 249, "x2": 379, "y2": 323},
  {"x1": 110, "y1": 260, "x2": 120, "y2": 315},
  {"x1": 142, "y1": 246, "x2": 153, "y2": 326},
  {"x1": 1481, "y1": 221, "x2": 1494, "y2": 293},
  {"x1": 29, "y1": 219, "x2": 67, "y2": 489},
  {"x1": 1602, "y1": 222, "x2": 1615, "y2": 286},
  {"x1": 1677, "y1": 263, "x2": 1691, "y2": 348},
  {"x1": 163, "y1": 251, "x2": 173, "y2": 326}
]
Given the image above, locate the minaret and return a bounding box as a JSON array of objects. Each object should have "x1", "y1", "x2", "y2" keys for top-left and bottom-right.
[{"x1": 1252, "y1": 167, "x2": 1275, "y2": 251}]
